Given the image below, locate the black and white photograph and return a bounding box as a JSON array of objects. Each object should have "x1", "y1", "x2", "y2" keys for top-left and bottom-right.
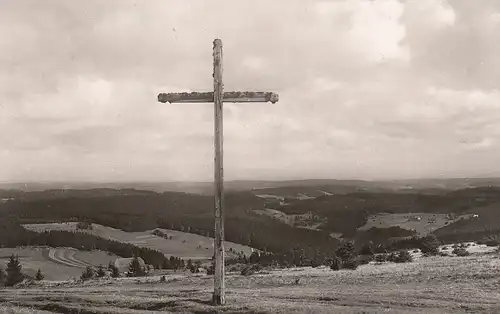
[{"x1": 0, "y1": 0, "x2": 500, "y2": 313}]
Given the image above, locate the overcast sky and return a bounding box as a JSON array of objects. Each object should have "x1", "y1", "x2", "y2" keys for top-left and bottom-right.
[{"x1": 1, "y1": 0, "x2": 500, "y2": 182}]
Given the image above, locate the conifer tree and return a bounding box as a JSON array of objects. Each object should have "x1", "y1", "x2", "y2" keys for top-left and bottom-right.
[
  {"x1": 96, "y1": 264, "x2": 106, "y2": 278},
  {"x1": 5, "y1": 254, "x2": 23, "y2": 286},
  {"x1": 108, "y1": 261, "x2": 120, "y2": 278},
  {"x1": 335, "y1": 241, "x2": 359, "y2": 270},
  {"x1": 127, "y1": 256, "x2": 146, "y2": 277},
  {"x1": 80, "y1": 266, "x2": 95, "y2": 281},
  {"x1": 0, "y1": 266, "x2": 5, "y2": 284},
  {"x1": 35, "y1": 269, "x2": 44, "y2": 281}
]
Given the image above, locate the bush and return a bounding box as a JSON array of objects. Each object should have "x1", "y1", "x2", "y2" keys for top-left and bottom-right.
[
  {"x1": 374, "y1": 253, "x2": 388, "y2": 263},
  {"x1": 76, "y1": 221, "x2": 93, "y2": 230},
  {"x1": 419, "y1": 235, "x2": 440, "y2": 256},
  {"x1": 207, "y1": 262, "x2": 215, "y2": 275},
  {"x1": 240, "y1": 266, "x2": 254, "y2": 276},
  {"x1": 358, "y1": 255, "x2": 373, "y2": 265},
  {"x1": 478, "y1": 235, "x2": 500, "y2": 247},
  {"x1": 336, "y1": 241, "x2": 357, "y2": 261},
  {"x1": 80, "y1": 266, "x2": 95, "y2": 281},
  {"x1": 387, "y1": 252, "x2": 398, "y2": 262},
  {"x1": 240, "y1": 264, "x2": 261, "y2": 276},
  {"x1": 190, "y1": 260, "x2": 202, "y2": 273},
  {"x1": 342, "y1": 259, "x2": 359, "y2": 270},
  {"x1": 452, "y1": 247, "x2": 470, "y2": 257},
  {"x1": 189, "y1": 265, "x2": 199, "y2": 273},
  {"x1": 393, "y1": 250, "x2": 413, "y2": 263},
  {"x1": 96, "y1": 265, "x2": 106, "y2": 278},
  {"x1": 329, "y1": 256, "x2": 342, "y2": 271},
  {"x1": 374, "y1": 244, "x2": 388, "y2": 254},
  {"x1": 359, "y1": 242, "x2": 374, "y2": 256}
]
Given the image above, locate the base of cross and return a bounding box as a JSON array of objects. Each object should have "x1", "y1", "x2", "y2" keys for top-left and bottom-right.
[{"x1": 212, "y1": 293, "x2": 225, "y2": 306}]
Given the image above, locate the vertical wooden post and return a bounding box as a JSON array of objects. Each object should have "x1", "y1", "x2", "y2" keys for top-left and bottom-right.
[
  {"x1": 157, "y1": 39, "x2": 278, "y2": 306},
  {"x1": 212, "y1": 38, "x2": 225, "y2": 306}
]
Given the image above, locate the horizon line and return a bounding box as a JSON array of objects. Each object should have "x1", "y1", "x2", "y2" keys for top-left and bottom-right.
[{"x1": 1, "y1": 176, "x2": 500, "y2": 185}]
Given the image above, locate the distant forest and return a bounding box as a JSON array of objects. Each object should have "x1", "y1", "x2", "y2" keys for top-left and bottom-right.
[
  {"x1": 0, "y1": 191, "x2": 339, "y2": 258},
  {"x1": 1, "y1": 187, "x2": 500, "y2": 259}
]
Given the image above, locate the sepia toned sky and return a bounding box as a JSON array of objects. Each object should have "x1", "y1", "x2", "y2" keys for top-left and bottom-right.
[{"x1": 1, "y1": 0, "x2": 500, "y2": 182}]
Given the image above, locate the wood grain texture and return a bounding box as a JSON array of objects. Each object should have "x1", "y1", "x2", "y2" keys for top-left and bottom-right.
[
  {"x1": 158, "y1": 91, "x2": 279, "y2": 103},
  {"x1": 212, "y1": 38, "x2": 225, "y2": 306}
]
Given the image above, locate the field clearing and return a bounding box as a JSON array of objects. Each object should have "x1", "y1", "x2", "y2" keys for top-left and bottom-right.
[
  {"x1": 358, "y1": 212, "x2": 466, "y2": 236},
  {"x1": 1, "y1": 252, "x2": 499, "y2": 313},
  {"x1": 253, "y1": 208, "x2": 325, "y2": 231},
  {"x1": 22, "y1": 223, "x2": 254, "y2": 260},
  {"x1": 0, "y1": 247, "x2": 118, "y2": 281}
]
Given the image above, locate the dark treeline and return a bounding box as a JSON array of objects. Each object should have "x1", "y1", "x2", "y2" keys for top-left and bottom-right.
[
  {"x1": 353, "y1": 226, "x2": 415, "y2": 244},
  {"x1": 0, "y1": 192, "x2": 340, "y2": 258},
  {"x1": 2, "y1": 187, "x2": 499, "y2": 258},
  {"x1": 278, "y1": 187, "x2": 500, "y2": 235},
  {"x1": 434, "y1": 230, "x2": 500, "y2": 245}
]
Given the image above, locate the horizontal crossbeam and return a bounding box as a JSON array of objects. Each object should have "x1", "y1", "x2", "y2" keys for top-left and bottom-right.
[{"x1": 157, "y1": 91, "x2": 279, "y2": 104}]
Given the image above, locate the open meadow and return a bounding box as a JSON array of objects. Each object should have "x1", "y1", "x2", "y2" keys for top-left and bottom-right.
[
  {"x1": 1, "y1": 248, "x2": 499, "y2": 313},
  {"x1": 22, "y1": 223, "x2": 254, "y2": 260},
  {"x1": 0, "y1": 247, "x2": 118, "y2": 281},
  {"x1": 358, "y1": 213, "x2": 465, "y2": 236}
]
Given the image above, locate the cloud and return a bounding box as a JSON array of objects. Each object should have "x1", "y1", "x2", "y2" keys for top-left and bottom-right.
[{"x1": 1, "y1": 0, "x2": 500, "y2": 181}]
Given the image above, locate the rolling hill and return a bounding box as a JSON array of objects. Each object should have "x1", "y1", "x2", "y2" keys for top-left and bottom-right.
[
  {"x1": 2, "y1": 176, "x2": 500, "y2": 195},
  {"x1": 0, "y1": 191, "x2": 339, "y2": 257},
  {"x1": 1, "y1": 184, "x2": 500, "y2": 258},
  {"x1": 0, "y1": 247, "x2": 118, "y2": 281},
  {"x1": 273, "y1": 187, "x2": 500, "y2": 236},
  {"x1": 23, "y1": 222, "x2": 254, "y2": 260}
]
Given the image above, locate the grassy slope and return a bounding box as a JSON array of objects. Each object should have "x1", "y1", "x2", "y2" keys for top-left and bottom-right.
[
  {"x1": 1, "y1": 251, "x2": 499, "y2": 313},
  {"x1": 0, "y1": 247, "x2": 118, "y2": 281},
  {"x1": 5, "y1": 187, "x2": 500, "y2": 251},
  {"x1": 4, "y1": 192, "x2": 339, "y2": 255},
  {"x1": 358, "y1": 212, "x2": 461, "y2": 236},
  {"x1": 275, "y1": 187, "x2": 500, "y2": 237},
  {"x1": 23, "y1": 222, "x2": 254, "y2": 260},
  {"x1": 433, "y1": 202, "x2": 500, "y2": 240}
]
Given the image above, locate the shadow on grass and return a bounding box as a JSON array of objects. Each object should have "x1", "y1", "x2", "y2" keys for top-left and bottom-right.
[
  {"x1": 28, "y1": 303, "x2": 100, "y2": 314},
  {"x1": 129, "y1": 300, "x2": 178, "y2": 310},
  {"x1": 12, "y1": 296, "x2": 272, "y2": 314}
]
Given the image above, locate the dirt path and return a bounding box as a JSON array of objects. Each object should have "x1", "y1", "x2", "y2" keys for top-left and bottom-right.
[{"x1": 45, "y1": 248, "x2": 92, "y2": 269}]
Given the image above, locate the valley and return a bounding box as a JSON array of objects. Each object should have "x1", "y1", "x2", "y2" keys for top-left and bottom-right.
[{"x1": 0, "y1": 181, "x2": 499, "y2": 313}]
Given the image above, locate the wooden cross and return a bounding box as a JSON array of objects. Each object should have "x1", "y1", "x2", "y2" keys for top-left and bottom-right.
[{"x1": 157, "y1": 39, "x2": 279, "y2": 306}]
